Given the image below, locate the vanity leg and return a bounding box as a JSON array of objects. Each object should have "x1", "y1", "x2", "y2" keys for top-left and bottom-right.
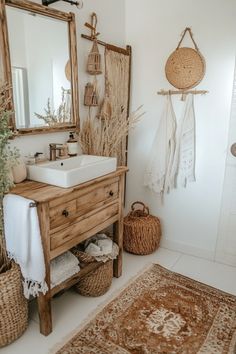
[
  {"x1": 37, "y1": 293, "x2": 52, "y2": 336},
  {"x1": 113, "y1": 173, "x2": 125, "y2": 278},
  {"x1": 113, "y1": 221, "x2": 123, "y2": 278},
  {"x1": 37, "y1": 202, "x2": 52, "y2": 335}
]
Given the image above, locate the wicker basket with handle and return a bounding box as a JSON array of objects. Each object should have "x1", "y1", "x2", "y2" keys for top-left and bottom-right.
[{"x1": 123, "y1": 202, "x2": 161, "y2": 255}]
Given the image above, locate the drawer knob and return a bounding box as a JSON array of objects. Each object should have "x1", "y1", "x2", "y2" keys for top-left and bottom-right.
[
  {"x1": 62, "y1": 209, "x2": 69, "y2": 217},
  {"x1": 109, "y1": 190, "x2": 114, "y2": 197}
]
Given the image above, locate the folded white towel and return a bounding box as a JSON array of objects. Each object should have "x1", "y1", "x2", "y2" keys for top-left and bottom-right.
[
  {"x1": 85, "y1": 236, "x2": 113, "y2": 256},
  {"x1": 97, "y1": 239, "x2": 113, "y2": 255},
  {"x1": 85, "y1": 243, "x2": 102, "y2": 257},
  {"x1": 3, "y1": 194, "x2": 48, "y2": 298},
  {"x1": 51, "y1": 264, "x2": 80, "y2": 288},
  {"x1": 84, "y1": 234, "x2": 119, "y2": 263},
  {"x1": 50, "y1": 251, "x2": 80, "y2": 287},
  {"x1": 84, "y1": 233, "x2": 108, "y2": 248}
]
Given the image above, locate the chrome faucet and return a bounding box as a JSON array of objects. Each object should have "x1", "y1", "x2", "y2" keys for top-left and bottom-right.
[{"x1": 49, "y1": 143, "x2": 64, "y2": 161}]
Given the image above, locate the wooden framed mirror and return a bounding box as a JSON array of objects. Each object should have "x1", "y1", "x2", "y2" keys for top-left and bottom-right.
[{"x1": 0, "y1": 0, "x2": 79, "y2": 135}]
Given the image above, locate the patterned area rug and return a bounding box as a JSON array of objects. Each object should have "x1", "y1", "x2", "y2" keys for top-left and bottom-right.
[{"x1": 55, "y1": 264, "x2": 236, "y2": 354}]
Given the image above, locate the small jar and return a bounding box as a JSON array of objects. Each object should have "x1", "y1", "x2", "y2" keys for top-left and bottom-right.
[{"x1": 67, "y1": 132, "x2": 78, "y2": 157}]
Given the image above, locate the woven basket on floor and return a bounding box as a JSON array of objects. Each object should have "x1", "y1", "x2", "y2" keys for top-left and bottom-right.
[
  {"x1": 0, "y1": 262, "x2": 28, "y2": 347},
  {"x1": 124, "y1": 202, "x2": 161, "y2": 255},
  {"x1": 74, "y1": 251, "x2": 113, "y2": 297}
]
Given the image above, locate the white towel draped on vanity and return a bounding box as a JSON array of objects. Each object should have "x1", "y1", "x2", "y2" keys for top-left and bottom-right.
[{"x1": 3, "y1": 194, "x2": 48, "y2": 298}]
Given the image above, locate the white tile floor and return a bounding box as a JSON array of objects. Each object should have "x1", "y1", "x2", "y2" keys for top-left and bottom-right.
[{"x1": 1, "y1": 247, "x2": 236, "y2": 354}]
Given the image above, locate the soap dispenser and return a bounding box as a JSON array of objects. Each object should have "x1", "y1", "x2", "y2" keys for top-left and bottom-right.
[{"x1": 67, "y1": 132, "x2": 78, "y2": 157}]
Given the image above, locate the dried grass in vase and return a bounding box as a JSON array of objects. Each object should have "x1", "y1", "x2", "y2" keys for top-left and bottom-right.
[
  {"x1": 79, "y1": 105, "x2": 144, "y2": 164},
  {"x1": 34, "y1": 87, "x2": 71, "y2": 126}
]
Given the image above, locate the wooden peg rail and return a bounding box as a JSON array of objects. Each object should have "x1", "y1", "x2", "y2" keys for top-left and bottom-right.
[
  {"x1": 81, "y1": 34, "x2": 130, "y2": 56},
  {"x1": 157, "y1": 89, "x2": 208, "y2": 96}
]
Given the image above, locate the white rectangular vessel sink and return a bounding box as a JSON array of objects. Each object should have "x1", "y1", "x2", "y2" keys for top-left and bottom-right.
[{"x1": 27, "y1": 155, "x2": 117, "y2": 188}]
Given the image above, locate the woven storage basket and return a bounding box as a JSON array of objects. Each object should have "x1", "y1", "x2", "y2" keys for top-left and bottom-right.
[
  {"x1": 124, "y1": 202, "x2": 161, "y2": 255},
  {"x1": 74, "y1": 251, "x2": 113, "y2": 297},
  {"x1": 165, "y1": 28, "x2": 205, "y2": 90},
  {"x1": 0, "y1": 262, "x2": 28, "y2": 347}
]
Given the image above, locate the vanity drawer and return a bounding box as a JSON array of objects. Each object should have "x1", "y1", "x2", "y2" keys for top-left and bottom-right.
[
  {"x1": 49, "y1": 177, "x2": 119, "y2": 209},
  {"x1": 76, "y1": 181, "x2": 119, "y2": 216},
  {"x1": 49, "y1": 178, "x2": 119, "y2": 231},
  {"x1": 50, "y1": 202, "x2": 119, "y2": 258},
  {"x1": 49, "y1": 199, "x2": 76, "y2": 229}
]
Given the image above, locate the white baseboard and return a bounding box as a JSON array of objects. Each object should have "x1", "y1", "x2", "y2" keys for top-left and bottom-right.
[
  {"x1": 215, "y1": 252, "x2": 236, "y2": 267},
  {"x1": 161, "y1": 238, "x2": 215, "y2": 261}
]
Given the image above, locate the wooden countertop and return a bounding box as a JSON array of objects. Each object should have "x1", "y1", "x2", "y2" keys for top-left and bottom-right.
[{"x1": 10, "y1": 166, "x2": 128, "y2": 203}]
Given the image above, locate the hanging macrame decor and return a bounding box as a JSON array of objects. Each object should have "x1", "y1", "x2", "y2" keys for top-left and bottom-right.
[
  {"x1": 86, "y1": 13, "x2": 102, "y2": 75},
  {"x1": 165, "y1": 27, "x2": 205, "y2": 90}
]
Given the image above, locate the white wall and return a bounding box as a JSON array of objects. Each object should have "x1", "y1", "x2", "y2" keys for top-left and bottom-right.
[
  {"x1": 8, "y1": 0, "x2": 236, "y2": 261},
  {"x1": 125, "y1": 0, "x2": 236, "y2": 259},
  {"x1": 10, "y1": 0, "x2": 125, "y2": 157}
]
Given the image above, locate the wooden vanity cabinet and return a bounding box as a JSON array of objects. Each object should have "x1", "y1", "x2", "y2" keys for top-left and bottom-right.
[{"x1": 12, "y1": 167, "x2": 127, "y2": 336}]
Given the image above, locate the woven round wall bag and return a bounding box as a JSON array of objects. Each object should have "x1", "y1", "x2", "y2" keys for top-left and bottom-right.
[
  {"x1": 123, "y1": 202, "x2": 161, "y2": 255},
  {"x1": 165, "y1": 27, "x2": 205, "y2": 90}
]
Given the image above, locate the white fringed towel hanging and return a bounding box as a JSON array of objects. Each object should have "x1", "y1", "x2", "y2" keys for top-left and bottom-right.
[
  {"x1": 170, "y1": 94, "x2": 196, "y2": 188},
  {"x1": 144, "y1": 94, "x2": 176, "y2": 197},
  {"x1": 3, "y1": 194, "x2": 48, "y2": 298}
]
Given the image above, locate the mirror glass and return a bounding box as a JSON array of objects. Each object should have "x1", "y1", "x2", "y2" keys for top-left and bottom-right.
[{"x1": 6, "y1": 6, "x2": 72, "y2": 129}]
